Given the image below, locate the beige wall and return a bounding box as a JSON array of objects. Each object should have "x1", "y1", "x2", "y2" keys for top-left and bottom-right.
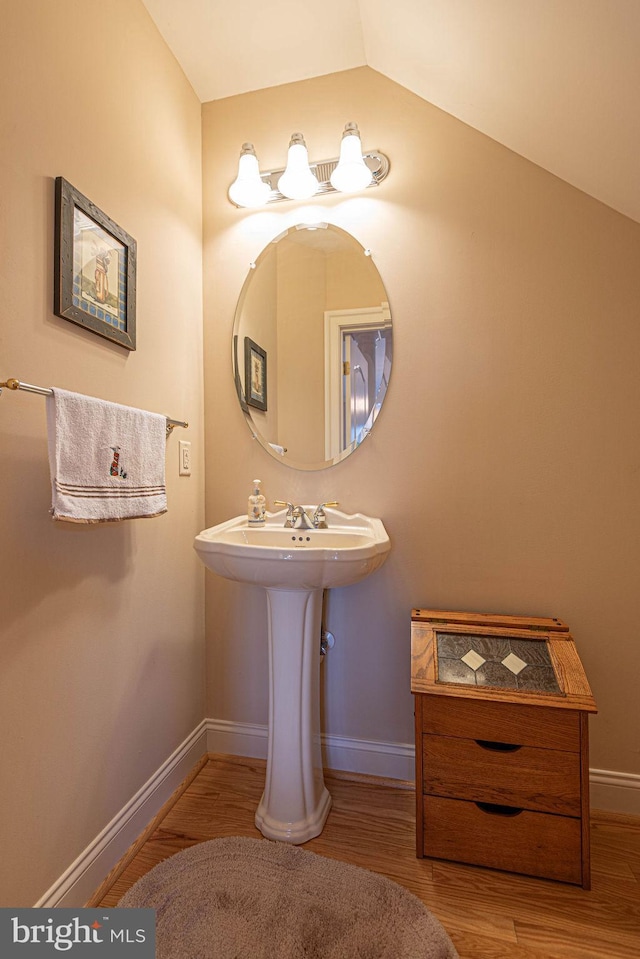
[
  {"x1": 0, "y1": 1, "x2": 205, "y2": 905},
  {"x1": 202, "y1": 68, "x2": 640, "y2": 786},
  {"x1": 277, "y1": 243, "x2": 326, "y2": 462},
  {"x1": 325, "y1": 247, "x2": 388, "y2": 312}
]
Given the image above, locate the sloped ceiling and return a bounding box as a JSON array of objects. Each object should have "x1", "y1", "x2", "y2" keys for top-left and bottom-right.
[{"x1": 141, "y1": 0, "x2": 640, "y2": 223}]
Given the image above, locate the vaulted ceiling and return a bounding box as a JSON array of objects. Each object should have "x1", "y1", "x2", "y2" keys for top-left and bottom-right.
[{"x1": 141, "y1": 0, "x2": 640, "y2": 223}]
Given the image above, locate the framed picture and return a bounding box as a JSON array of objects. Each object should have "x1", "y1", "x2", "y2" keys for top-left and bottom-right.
[
  {"x1": 54, "y1": 177, "x2": 137, "y2": 350},
  {"x1": 244, "y1": 337, "x2": 267, "y2": 411}
]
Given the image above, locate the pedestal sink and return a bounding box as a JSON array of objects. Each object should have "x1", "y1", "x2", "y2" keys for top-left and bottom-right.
[{"x1": 194, "y1": 507, "x2": 390, "y2": 843}]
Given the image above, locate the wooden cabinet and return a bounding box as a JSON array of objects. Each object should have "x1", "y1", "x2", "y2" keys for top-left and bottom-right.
[{"x1": 411, "y1": 609, "x2": 597, "y2": 888}]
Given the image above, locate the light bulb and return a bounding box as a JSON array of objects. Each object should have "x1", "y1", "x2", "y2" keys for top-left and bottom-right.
[
  {"x1": 330, "y1": 122, "x2": 373, "y2": 194},
  {"x1": 277, "y1": 133, "x2": 319, "y2": 200},
  {"x1": 228, "y1": 143, "x2": 270, "y2": 208}
]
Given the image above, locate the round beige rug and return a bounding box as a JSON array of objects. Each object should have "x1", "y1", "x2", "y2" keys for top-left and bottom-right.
[{"x1": 118, "y1": 836, "x2": 458, "y2": 958}]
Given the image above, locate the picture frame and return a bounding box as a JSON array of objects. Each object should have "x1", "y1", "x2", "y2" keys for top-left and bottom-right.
[
  {"x1": 54, "y1": 176, "x2": 137, "y2": 350},
  {"x1": 244, "y1": 337, "x2": 267, "y2": 411}
]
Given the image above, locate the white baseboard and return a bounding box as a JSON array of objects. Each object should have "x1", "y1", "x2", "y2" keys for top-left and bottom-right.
[
  {"x1": 590, "y1": 768, "x2": 640, "y2": 816},
  {"x1": 205, "y1": 718, "x2": 268, "y2": 759},
  {"x1": 37, "y1": 717, "x2": 640, "y2": 906},
  {"x1": 35, "y1": 720, "x2": 208, "y2": 908},
  {"x1": 205, "y1": 718, "x2": 415, "y2": 781}
]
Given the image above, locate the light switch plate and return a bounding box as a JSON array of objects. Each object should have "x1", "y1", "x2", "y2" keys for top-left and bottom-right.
[{"x1": 179, "y1": 440, "x2": 191, "y2": 476}]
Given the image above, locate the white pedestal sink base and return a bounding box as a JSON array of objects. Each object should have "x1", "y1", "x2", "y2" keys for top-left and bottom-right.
[
  {"x1": 254, "y1": 587, "x2": 331, "y2": 843},
  {"x1": 255, "y1": 786, "x2": 332, "y2": 844},
  {"x1": 194, "y1": 509, "x2": 391, "y2": 844}
]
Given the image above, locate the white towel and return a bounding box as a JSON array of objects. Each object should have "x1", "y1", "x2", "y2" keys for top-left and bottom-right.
[{"x1": 46, "y1": 388, "x2": 167, "y2": 523}]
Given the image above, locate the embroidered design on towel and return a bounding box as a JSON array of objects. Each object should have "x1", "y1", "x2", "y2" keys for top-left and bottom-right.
[{"x1": 110, "y1": 446, "x2": 128, "y2": 478}]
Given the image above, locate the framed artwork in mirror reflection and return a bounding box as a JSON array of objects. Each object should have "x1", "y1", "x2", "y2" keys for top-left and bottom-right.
[
  {"x1": 54, "y1": 176, "x2": 137, "y2": 350},
  {"x1": 245, "y1": 337, "x2": 267, "y2": 411}
]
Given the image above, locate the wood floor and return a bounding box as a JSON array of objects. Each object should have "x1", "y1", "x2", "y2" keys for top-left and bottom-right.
[{"x1": 90, "y1": 754, "x2": 640, "y2": 958}]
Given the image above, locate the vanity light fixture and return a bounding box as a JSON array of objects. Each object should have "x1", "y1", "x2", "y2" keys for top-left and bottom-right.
[
  {"x1": 277, "y1": 133, "x2": 319, "y2": 200},
  {"x1": 330, "y1": 122, "x2": 373, "y2": 193},
  {"x1": 227, "y1": 122, "x2": 389, "y2": 208},
  {"x1": 228, "y1": 143, "x2": 271, "y2": 208}
]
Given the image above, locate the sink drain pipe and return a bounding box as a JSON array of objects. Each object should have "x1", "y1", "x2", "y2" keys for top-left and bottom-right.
[{"x1": 320, "y1": 589, "x2": 335, "y2": 658}]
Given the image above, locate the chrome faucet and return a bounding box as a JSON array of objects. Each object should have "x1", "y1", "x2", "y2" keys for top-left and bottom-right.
[
  {"x1": 274, "y1": 500, "x2": 339, "y2": 529},
  {"x1": 293, "y1": 506, "x2": 314, "y2": 529}
]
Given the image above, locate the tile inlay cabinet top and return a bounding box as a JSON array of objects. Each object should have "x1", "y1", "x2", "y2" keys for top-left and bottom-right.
[{"x1": 411, "y1": 608, "x2": 597, "y2": 888}]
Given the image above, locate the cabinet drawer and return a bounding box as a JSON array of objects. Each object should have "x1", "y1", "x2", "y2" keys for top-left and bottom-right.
[
  {"x1": 422, "y1": 734, "x2": 581, "y2": 815},
  {"x1": 423, "y1": 795, "x2": 583, "y2": 884},
  {"x1": 422, "y1": 696, "x2": 580, "y2": 751}
]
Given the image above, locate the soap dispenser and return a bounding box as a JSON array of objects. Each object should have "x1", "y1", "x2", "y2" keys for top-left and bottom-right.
[{"x1": 248, "y1": 479, "x2": 266, "y2": 526}]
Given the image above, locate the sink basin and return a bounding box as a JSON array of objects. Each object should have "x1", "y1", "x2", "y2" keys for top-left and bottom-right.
[
  {"x1": 194, "y1": 506, "x2": 391, "y2": 844},
  {"x1": 194, "y1": 507, "x2": 390, "y2": 590}
]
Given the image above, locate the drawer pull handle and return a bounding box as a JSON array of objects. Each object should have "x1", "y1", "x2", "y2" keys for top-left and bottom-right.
[
  {"x1": 475, "y1": 739, "x2": 522, "y2": 752},
  {"x1": 475, "y1": 801, "x2": 524, "y2": 817}
]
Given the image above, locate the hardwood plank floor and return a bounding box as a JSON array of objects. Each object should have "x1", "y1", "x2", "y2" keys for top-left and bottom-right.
[{"x1": 90, "y1": 755, "x2": 640, "y2": 958}]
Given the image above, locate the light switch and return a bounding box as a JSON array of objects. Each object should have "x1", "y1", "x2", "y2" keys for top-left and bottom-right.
[{"x1": 179, "y1": 440, "x2": 191, "y2": 476}]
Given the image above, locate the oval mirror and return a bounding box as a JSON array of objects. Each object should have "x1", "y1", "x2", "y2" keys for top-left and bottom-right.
[{"x1": 232, "y1": 223, "x2": 392, "y2": 470}]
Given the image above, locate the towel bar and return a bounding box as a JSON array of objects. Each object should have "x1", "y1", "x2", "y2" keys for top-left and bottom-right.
[{"x1": 0, "y1": 377, "x2": 188, "y2": 435}]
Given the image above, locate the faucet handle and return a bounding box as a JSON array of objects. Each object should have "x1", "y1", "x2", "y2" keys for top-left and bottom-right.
[
  {"x1": 274, "y1": 500, "x2": 295, "y2": 528},
  {"x1": 313, "y1": 502, "x2": 339, "y2": 528}
]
